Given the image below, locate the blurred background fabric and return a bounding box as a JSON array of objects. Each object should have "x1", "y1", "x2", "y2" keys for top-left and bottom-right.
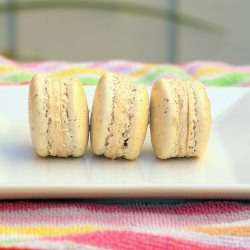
[{"x1": 0, "y1": 0, "x2": 249, "y2": 64}]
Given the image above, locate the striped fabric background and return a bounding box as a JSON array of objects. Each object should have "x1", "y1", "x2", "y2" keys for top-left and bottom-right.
[
  {"x1": 1, "y1": 200, "x2": 250, "y2": 249},
  {"x1": 1, "y1": 55, "x2": 250, "y2": 86},
  {"x1": 1, "y1": 56, "x2": 250, "y2": 249}
]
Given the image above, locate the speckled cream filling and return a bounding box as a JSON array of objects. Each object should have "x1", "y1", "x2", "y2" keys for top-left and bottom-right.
[
  {"x1": 61, "y1": 79, "x2": 73, "y2": 155},
  {"x1": 177, "y1": 82, "x2": 188, "y2": 157},
  {"x1": 104, "y1": 74, "x2": 120, "y2": 158},
  {"x1": 174, "y1": 85, "x2": 180, "y2": 157},
  {"x1": 186, "y1": 82, "x2": 198, "y2": 156},
  {"x1": 116, "y1": 83, "x2": 136, "y2": 158},
  {"x1": 104, "y1": 76, "x2": 137, "y2": 159},
  {"x1": 46, "y1": 77, "x2": 72, "y2": 157}
]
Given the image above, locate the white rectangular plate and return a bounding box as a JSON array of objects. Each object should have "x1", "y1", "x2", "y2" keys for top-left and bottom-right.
[{"x1": 0, "y1": 86, "x2": 250, "y2": 199}]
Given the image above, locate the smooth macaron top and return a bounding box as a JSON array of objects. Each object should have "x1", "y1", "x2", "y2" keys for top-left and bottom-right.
[
  {"x1": 91, "y1": 72, "x2": 149, "y2": 160},
  {"x1": 29, "y1": 74, "x2": 89, "y2": 157},
  {"x1": 150, "y1": 78, "x2": 211, "y2": 159}
]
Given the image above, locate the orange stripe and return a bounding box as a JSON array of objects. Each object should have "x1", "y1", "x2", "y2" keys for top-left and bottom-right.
[{"x1": 191, "y1": 225, "x2": 250, "y2": 236}]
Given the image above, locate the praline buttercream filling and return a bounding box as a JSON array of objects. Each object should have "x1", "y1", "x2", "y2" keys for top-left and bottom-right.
[
  {"x1": 173, "y1": 85, "x2": 179, "y2": 158},
  {"x1": 118, "y1": 85, "x2": 136, "y2": 158},
  {"x1": 177, "y1": 83, "x2": 188, "y2": 157},
  {"x1": 104, "y1": 75, "x2": 136, "y2": 159},
  {"x1": 189, "y1": 84, "x2": 198, "y2": 154},
  {"x1": 46, "y1": 78, "x2": 72, "y2": 157},
  {"x1": 43, "y1": 80, "x2": 49, "y2": 156},
  {"x1": 61, "y1": 80, "x2": 72, "y2": 155},
  {"x1": 186, "y1": 82, "x2": 198, "y2": 156},
  {"x1": 104, "y1": 75, "x2": 119, "y2": 157}
]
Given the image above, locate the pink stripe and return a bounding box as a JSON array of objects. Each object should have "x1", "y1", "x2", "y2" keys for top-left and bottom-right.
[
  {"x1": 88, "y1": 60, "x2": 140, "y2": 74},
  {"x1": 0, "y1": 247, "x2": 43, "y2": 250},
  {"x1": 0, "y1": 201, "x2": 248, "y2": 215},
  {"x1": 1, "y1": 210, "x2": 243, "y2": 228},
  {"x1": 11, "y1": 61, "x2": 43, "y2": 68},
  {"x1": 88, "y1": 61, "x2": 109, "y2": 69},
  {"x1": 50, "y1": 231, "x2": 250, "y2": 250},
  {"x1": 2, "y1": 210, "x2": 250, "y2": 229},
  {"x1": 1, "y1": 203, "x2": 250, "y2": 229},
  {"x1": 184, "y1": 61, "x2": 250, "y2": 75},
  {"x1": 0, "y1": 57, "x2": 43, "y2": 68},
  {"x1": 108, "y1": 63, "x2": 138, "y2": 74},
  {"x1": 79, "y1": 202, "x2": 250, "y2": 215}
]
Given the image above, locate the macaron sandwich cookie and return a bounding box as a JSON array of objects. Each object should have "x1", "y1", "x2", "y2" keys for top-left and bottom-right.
[
  {"x1": 91, "y1": 72, "x2": 149, "y2": 160},
  {"x1": 29, "y1": 74, "x2": 89, "y2": 157},
  {"x1": 150, "y1": 78, "x2": 211, "y2": 159}
]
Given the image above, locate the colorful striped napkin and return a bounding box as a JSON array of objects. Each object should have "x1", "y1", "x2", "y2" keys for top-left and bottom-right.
[
  {"x1": 0, "y1": 200, "x2": 250, "y2": 250},
  {"x1": 1, "y1": 55, "x2": 250, "y2": 86}
]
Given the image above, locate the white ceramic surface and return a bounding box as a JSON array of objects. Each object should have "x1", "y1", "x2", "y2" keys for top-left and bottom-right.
[{"x1": 0, "y1": 86, "x2": 250, "y2": 199}]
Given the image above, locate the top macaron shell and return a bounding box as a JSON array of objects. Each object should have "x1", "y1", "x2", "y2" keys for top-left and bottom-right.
[
  {"x1": 29, "y1": 74, "x2": 49, "y2": 157},
  {"x1": 28, "y1": 74, "x2": 89, "y2": 157},
  {"x1": 90, "y1": 72, "x2": 149, "y2": 160},
  {"x1": 150, "y1": 79, "x2": 180, "y2": 159}
]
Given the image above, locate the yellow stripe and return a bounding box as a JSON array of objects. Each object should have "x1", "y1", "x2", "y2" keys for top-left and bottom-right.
[
  {"x1": 0, "y1": 66, "x2": 19, "y2": 74},
  {"x1": 191, "y1": 225, "x2": 250, "y2": 236},
  {"x1": 0, "y1": 224, "x2": 104, "y2": 236},
  {"x1": 130, "y1": 64, "x2": 156, "y2": 77},
  {"x1": 53, "y1": 68, "x2": 105, "y2": 78},
  {"x1": 193, "y1": 67, "x2": 225, "y2": 78}
]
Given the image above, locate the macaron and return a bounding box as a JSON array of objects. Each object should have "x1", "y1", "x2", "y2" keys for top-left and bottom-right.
[
  {"x1": 28, "y1": 74, "x2": 89, "y2": 157},
  {"x1": 90, "y1": 72, "x2": 149, "y2": 160},
  {"x1": 150, "y1": 78, "x2": 211, "y2": 159}
]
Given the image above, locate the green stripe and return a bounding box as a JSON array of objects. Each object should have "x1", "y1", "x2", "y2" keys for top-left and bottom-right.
[
  {"x1": 79, "y1": 76, "x2": 146, "y2": 85},
  {"x1": 0, "y1": 74, "x2": 100, "y2": 85},
  {"x1": 0, "y1": 238, "x2": 25, "y2": 244},
  {"x1": 0, "y1": 73, "x2": 33, "y2": 82},
  {"x1": 79, "y1": 77, "x2": 99, "y2": 85},
  {"x1": 201, "y1": 72, "x2": 250, "y2": 87},
  {"x1": 135, "y1": 66, "x2": 192, "y2": 83}
]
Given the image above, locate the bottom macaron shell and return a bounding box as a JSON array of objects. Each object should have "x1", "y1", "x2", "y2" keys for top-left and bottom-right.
[
  {"x1": 67, "y1": 78, "x2": 89, "y2": 157},
  {"x1": 186, "y1": 81, "x2": 211, "y2": 157}
]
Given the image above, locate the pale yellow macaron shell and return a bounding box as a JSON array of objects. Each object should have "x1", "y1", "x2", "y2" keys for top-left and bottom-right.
[
  {"x1": 29, "y1": 74, "x2": 49, "y2": 157},
  {"x1": 67, "y1": 77, "x2": 89, "y2": 157},
  {"x1": 90, "y1": 73, "x2": 115, "y2": 156},
  {"x1": 150, "y1": 79, "x2": 180, "y2": 159},
  {"x1": 125, "y1": 84, "x2": 149, "y2": 160}
]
